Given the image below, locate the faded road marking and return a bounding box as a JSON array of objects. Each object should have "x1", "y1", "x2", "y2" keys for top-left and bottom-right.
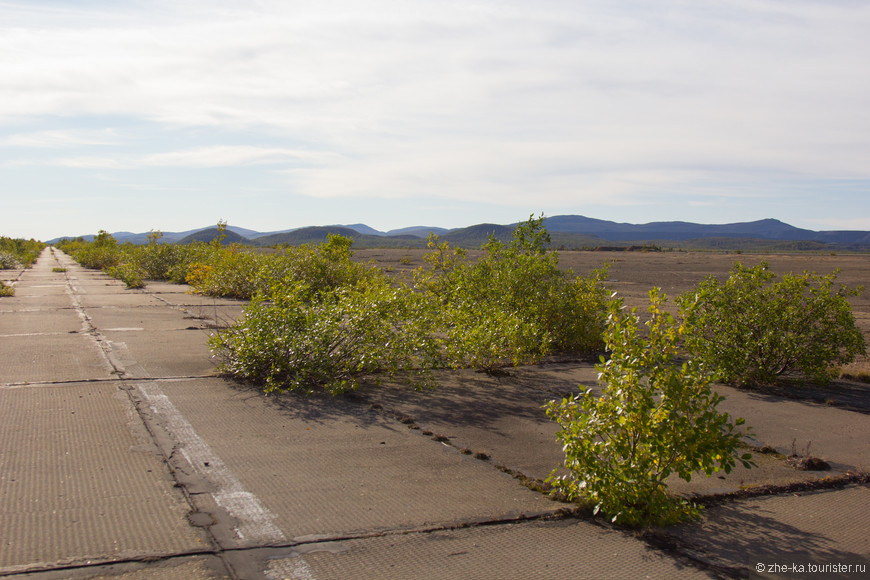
[{"x1": 137, "y1": 380, "x2": 286, "y2": 544}]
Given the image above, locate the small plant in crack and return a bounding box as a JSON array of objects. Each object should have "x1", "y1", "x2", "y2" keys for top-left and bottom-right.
[{"x1": 787, "y1": 439, "x2": 830, "y2": 471}]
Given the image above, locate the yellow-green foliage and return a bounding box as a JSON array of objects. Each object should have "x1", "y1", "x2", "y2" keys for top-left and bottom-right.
[
  {"x1": 185, "y1": 245, "x2": 267, "y2": 299},
  {"x1": 547, "y1": 290, "x2": 754, "y2": 527},
  {"x1": 58, "y1": 230, "x2": 122, "y2": 270},
  {"x1": 417, "y1": 215, "x2": 609, "y2": 372},
  {"x1": 186, "y1": 234, "x2": 378, "y2": 300},
  {"x1": 210, "y1": 220, "x2": 612, "y2": 394},
  {"x1": 678, "y1": 262, "x2": 866, "y2": 386},
  {"x1": 0, "y1": 237, "x2": 45, "y2": 268},
  {"x1": 211, "y1": 275, "x2": 439, "y2": 394}
]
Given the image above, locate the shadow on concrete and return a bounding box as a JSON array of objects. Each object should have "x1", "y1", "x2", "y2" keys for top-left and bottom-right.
[
  {"x1": 671, "y1": 495, "x2": 870, "y2": 577},
  {"x1": 224, "y1": 378, "x2": 402, "y2": 431},
  {"x1": 736, "y1": 380, "x2": 870, "y2": 416}
]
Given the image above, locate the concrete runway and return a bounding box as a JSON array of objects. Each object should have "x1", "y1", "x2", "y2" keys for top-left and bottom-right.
[{"x1": 1, "y1": 248, "x2": 867, "y2": 579}]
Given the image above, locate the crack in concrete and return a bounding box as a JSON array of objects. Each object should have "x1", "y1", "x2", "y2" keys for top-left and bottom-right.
[
  {"x1": 0, "y1": 549, "x2": 222, "y2": 578},
  {"x1": 1, "y1": 374, "x2": 216, "y2": 389},
  {"x1": 0, "y1": 509, "x2": 583, "y2": 578}
]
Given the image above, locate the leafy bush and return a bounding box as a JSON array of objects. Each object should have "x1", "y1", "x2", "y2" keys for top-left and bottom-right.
[
  {"x1": 203, "y1": 220, "x2": 608, "y2": 394},
  {"x1": 0, "y1": 280, "x2": 13, "y2": 297},
  {"x1": 546, "y1": 290, "x2": 753, "y2": 527},
  {"x1": 0, "y1": 252, "x2": 20, "y2": 269},
  {"x1": 211, "y1": 276, "x2": 439, "y2": 394},
  {"x1": 186, "y1": 245, "x2": 266, "y2": 299},
  {"x1": 677, "y1": 262, "x2": 866, "y2": 386},
  {"x1": 129, "y1": 230, "x2": 205, "y2": 282},
  {"x1": 0, "y1": 237, "x2": 45, "y2": 268},
  {"x1": 186, "y1": 234, "x2": 378, "y2": 301},
  {"x1": 106, "y1": 262, "x2": 145, "y2": 289},
  {"x1": 419, "y1": 215, "x2": 609, "y2": 372},
  {"x1": 63, "y1": 230, "x2": 122, "y2": 270},
  {"x1": 280, "y1": 235, "x2": 379, "y2": 298}
]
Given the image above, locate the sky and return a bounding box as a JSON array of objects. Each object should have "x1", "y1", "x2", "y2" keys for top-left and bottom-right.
[{"x1": 2, "y1": 0, "x2": 869, "y2": 241}]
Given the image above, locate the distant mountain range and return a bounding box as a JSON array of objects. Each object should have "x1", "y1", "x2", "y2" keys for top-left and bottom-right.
[{"x1": 48, "y1": 216, "x2": 870, "y2": 250}]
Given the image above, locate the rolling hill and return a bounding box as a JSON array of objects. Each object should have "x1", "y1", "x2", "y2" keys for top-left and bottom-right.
[{"x1": 46, "y1": 216, "x2": 870, "y2": 250}]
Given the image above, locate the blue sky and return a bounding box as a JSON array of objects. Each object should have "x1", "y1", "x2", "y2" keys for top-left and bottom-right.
[{"x1": 2, "y1": 0, "x2": 869, "y2": 240}]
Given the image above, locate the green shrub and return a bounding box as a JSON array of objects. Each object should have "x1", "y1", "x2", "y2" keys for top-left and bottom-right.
[
  {"x1": 0, "y1": 252, "x2": 20, "y2": 269},
  {"x1": 0, "y1": 237, "x2": 44, "y2": 268},
  {"x1": 208, "y1": 220, "x2": 608, "y2": 394},
  {"x1": 166, "y1": 243, "x2": 216, "y2": 284},
  {"x1": 210, "y1": 276, "x2": 439, "y2": 394},
  {"x1": 677, "y1": 262, "x2": 866, "y2": 386},
  {"x1": 106, "y1": 262, "x2": 145, "y2": 289},
  {"x1": 0, "y1": 280, "x2": 13, "y2": 297},
  {"x1": 185, "y1": 245, "x2": 265, "y2": 299},
  {"x1": 129, "y1": 230, "x2": 205, "y2": 281},
  {"x1": 419, "y1": 215, "x2": 609, "y2": 372},
  {"x1": 279, "y1": 234, "x2": 379, "y2": 299},
  {"x1": 546, "y1": 290, "x2": 753, "y2": 527},
  {"x1": 65, "y1": 230, "x2": 122, "y2": 270},
  {"x1": 186, "y1": 234, "x2": 378, "y2": 301}
]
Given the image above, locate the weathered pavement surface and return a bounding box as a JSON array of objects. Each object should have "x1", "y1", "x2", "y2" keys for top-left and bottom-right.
[{"x1": 1, "y1": 248, "x2": 868, "y2": 579}]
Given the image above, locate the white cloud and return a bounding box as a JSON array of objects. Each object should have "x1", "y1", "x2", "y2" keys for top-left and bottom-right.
[
  {"x1": 0, "y1": 129, "x2": 119, "y2": 148},
  {"x1": 1, "y1": 0, "x2": 868, "y2": 239},
  {"x1": 53, "y1": 156, "x2": 128, "y2": 169},
  {"x1": 804, "y1": 217, "x2": 870, "y2": 231},
  {"x1": 139, "y1": 146, "x2": 339, "y2": 168},
  {"x1": 7, "y1": 145, "x2": 337, "y2": 170}
]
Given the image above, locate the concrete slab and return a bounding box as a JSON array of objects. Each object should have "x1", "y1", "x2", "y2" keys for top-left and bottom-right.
[
  {"x1": 64, "y1": 272, "x2": 114, "y2": 284},
  {"x1": 145, "y1": 282, "x2": 246, "y2": 309},
  {"x1": 0, "y1": 294, "x2": 76, "y2": 309},
  {"x1": 0, "y1": 307, "x2": 83, "y2": 335},
  {"x1": 0, "y1": 333, "x2": 113, "y2": 384},
  {"x1": 103, "y1": 331, "x2": 218, "y2": 378},
  {"x1": 0, "y1": 382, "x2": 208, "y2": 572},
  {"x1": 7, "y1": 283, "x2": 69, "y2": 298},
  {"x1": 667, "y1": 484, "x2": 870, "y2": 578},
  {"x1": 256, "y1": 518, "x2": 716, "y2": 580},
  {"x1": 155, "y1": 378, "x2": 561, "y2": 546},
  {"x1": 714, "y1": 385, "x2": 870, "y2": 472},
  {"x1": 88, "y1": 305, "x2": 214, "y2": 332},
  {"x1": 76, "y1": 292, "x2": 166, "y2": 309},
  {"x1": 365, "y1": 366, "x2": 580, "y2": 480},
  {"x1": 143, "y1": 285, "x2": 247, "y2": 329}
]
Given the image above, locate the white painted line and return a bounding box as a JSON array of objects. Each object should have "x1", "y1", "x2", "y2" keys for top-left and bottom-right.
[
  {"x1": 137, "y1": 380, "x2": 287, "y2": 544},
  {"x1": 57, "y1": 264, "x2": 298, "y2": 568},
  {"x1": 265, "y1": 556, "x2": 317, "y2": 580}
]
